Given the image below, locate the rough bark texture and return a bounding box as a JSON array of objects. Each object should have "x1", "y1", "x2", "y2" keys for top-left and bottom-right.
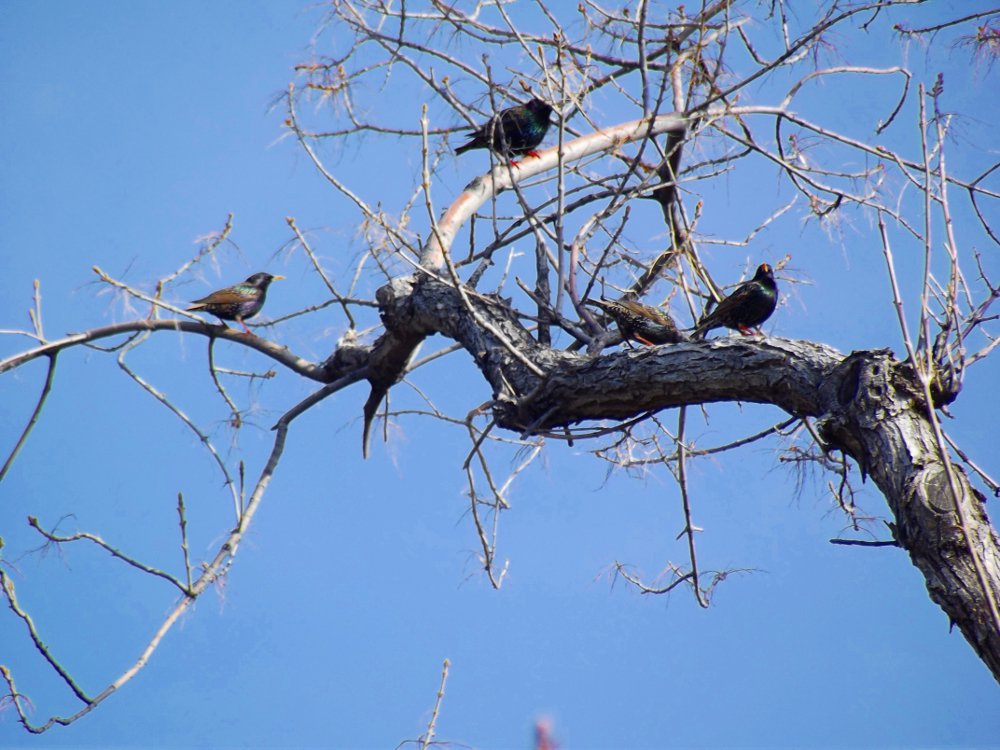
[
  {"x1": 817, "y1": 352, "x2": 1000, "y2": 679},
  {"x1": 359, "y1": 273, "x2": 1000, "y2": 681}
]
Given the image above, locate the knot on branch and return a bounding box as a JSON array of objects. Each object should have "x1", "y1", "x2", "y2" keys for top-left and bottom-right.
[
  {"x1": 322, "y1": 330, "x2": 372, "y2": 381},
  {"x1": 817, "y1": 349, "x2": 897, "y2": 477},
  {"x1": 376, "y1": 275, "x2": 442, "y2": 338}
]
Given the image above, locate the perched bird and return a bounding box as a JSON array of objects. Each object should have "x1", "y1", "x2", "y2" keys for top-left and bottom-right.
[
  {"x1": 187, "y1": 272, "x2": 283, "y2": 334},
  {"x1": 692, "y1": 263, "x2": 778, "y2": 339},
  {"x1": 586, "y1": 298, "x2": 686, "y2": 346},
  {"x1": 455, "y1": 97, "x2": 553, "y2": 163}
]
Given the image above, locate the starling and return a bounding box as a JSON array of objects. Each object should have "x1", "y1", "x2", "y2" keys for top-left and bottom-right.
[
  {"x1": 692, "y1": 263, "x2": 777, "y2": 339},
  {"x1": 455, "y1": 98, "x2": 553, "y2": 163},
  {"x1": 586, "y1": 298, "x2": 685, "y2": 346},
  {"x1": 187, "y1": 272, "x2": 283, "y2": 334}
]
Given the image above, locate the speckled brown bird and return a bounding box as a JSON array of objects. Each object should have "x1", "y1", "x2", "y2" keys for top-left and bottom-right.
[{"x1": 586, "y1": 298, "x2": 686, "y2": 346}]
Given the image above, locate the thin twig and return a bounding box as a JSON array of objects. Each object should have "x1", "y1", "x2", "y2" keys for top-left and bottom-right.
[
  {"x1": 0, "y1": 353, "x2": 57, "y2": 483},
  {"x1": 419, "y1": 658, "x2": 451, "y2": 750},
  {"x1": 27, "y1": 517, "x2": 190, "y2": 595},
  {"x1": 1, "y1": 569, "x2": 93, "y2": 705},
  {"x1": 177, "y1": 493, "x2": 193, "y2": 591}
]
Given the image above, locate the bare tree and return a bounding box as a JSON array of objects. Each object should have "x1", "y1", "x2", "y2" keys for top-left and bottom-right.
[{"x1": 2, "y1": 0, "x2": 999, "y2": 734}]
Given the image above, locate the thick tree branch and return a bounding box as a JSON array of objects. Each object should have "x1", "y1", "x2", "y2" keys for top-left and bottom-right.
[
  {"x1": 370, "y1": 273, "x2": 1000, "y2": 682},
  {"x1": 359, "y1": 112, "x2": 690, "y2": 454}
]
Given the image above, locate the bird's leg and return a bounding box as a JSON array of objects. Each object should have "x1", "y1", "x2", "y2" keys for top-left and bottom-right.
[
  {"x1": 238, "y1": 320, "x2": 254, "y2": 335},
  {"x1": 635, "y1": 334, "x2": 655, "y2": 346},
  {"x1": 526, "y1": 150, "x2": 541, "y2": 159}
]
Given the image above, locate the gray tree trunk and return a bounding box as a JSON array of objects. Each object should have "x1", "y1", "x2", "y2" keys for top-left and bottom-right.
[{"x1": 337, "y1": 273, "x2": 1000, "y2": 682}]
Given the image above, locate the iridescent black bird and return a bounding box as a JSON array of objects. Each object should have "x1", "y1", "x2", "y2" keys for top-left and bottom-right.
[
  {"x1": 187, "y1": 272, "x2": 283, "y2": 334},
  {"x1": 586, "y1": 298, "x2": 686, "y2": 346},
  {"x1": 692, "y1": 263, "x2": 777, "y2": 339},
  {"x1": 455, "y1": 98, "x2": 554, "y2": 164}
]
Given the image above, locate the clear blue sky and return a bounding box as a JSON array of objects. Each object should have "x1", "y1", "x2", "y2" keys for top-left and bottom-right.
[{"x1": 1, "y1": 2, "x2": 998, "y2": 748}]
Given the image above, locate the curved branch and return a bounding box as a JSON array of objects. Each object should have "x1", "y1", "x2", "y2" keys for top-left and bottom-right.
[
  {"x1": 3, "y1": 376, "x2": 299, "y2": 734},
  {"x1": 419, "y1": 112, "x2": 688, "y2": 270},
  {"x1": 360, "y1": 112, "x2": 689, "y2": 453},
  {"x1": 1, "y1": 320, "x2": 332, "y2": 382},
  {"x1": 0, "y1": 353, "x2": 57, "y2": 482},
  {"x1": 373, "y1": 273, "x2": 1000, "y2": 682}
]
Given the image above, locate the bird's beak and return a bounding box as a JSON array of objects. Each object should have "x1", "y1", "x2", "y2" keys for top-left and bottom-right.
[{"x1": 272, "y1": 275, "x2": 285, "y2": 281}]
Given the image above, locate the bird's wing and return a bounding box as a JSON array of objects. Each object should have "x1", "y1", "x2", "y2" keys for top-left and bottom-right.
[
  {"x1": 695, "y1": 294, "x2": 730, "y2": 332},
  {"x1": 190, "y1": 289, "x2": 247, "y2": 306},
  {"x1": 720, "y1": 282, "x2": 756, "y2": 310},
  {"x1": 618, "y1": 300, "x2": 652, "y2": 318},
  {"x1": 492, "y1": 107, "x2": 529, "y2": 142}
]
